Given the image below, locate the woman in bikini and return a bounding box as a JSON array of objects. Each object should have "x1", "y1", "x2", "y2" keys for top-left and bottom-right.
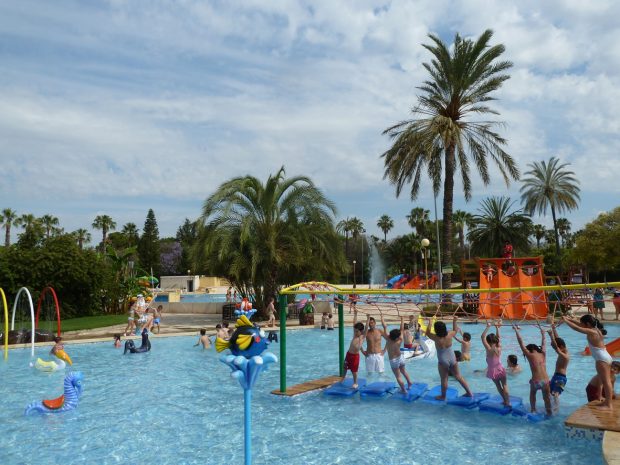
[
  {"x1": 426, "y1": 316, "x2": 473, "y2": 400},
  {"x1": 563, "y1": 314, "x2": 613, "y2": 410},
  {"x1": 513, "y1": 323, "x2": 552, "y2": 416}
]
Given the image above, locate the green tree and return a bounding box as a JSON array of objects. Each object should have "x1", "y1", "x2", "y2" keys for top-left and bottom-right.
[
  {"x1": 194, "y1": 167, "x2": 345, "y2": 316},
  {"x1": 467, "y1": 196, "x2": 532, "y2": 257},
  {"x1": 176, "y1": 218, "x2": 198, "y2": 274},
  {"x1": 556, "y1": 217, "x2": 571, "y2": 247},
  {"x1": 382, "y1": 29, "x2": 518, "y2": 287},
  {"x1": 40, "y1": 214, "x2": 59, "y2": 239},
  {"x1": 377, "y1": 215, "x2": 394, "y2": 242},
  {"x1": 570, "y1": 208, "x2": 620, "y2": 276},
  {"x1": 92, "y1": 214, "x2": 117, "y2": 252},
  {"x1": 1, "y1": 208, "x2": 18, "y2": 247},
  {"x1": 532, "y1": 224, "x2": 546, "y2": 248},
  {"x1": 73, "y1": 228, "x2": 91, "y2": 250},
  {"x1": 337, "y1": 218, "x2": 354, "y2": 259},
  {"x1": 520, "y1": 157, "x2": 580, "y2": 259},
  {"x1": 406, "y1": 207, "x2": 430, "y2": 237},
  {"x1": 138, "y1": 209, "x2": 161, "y2": 277},
  {"x1": 453, "y1": 210, "x2": 473, "y2": 260},
  {"x1": 121, "y1": 222, "x2": 140, "y2": 247}
]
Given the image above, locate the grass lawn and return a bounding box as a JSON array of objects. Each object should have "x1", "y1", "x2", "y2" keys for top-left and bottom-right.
[{"x1": 54, "y1": 315, "x2": 127, "y2": 332}]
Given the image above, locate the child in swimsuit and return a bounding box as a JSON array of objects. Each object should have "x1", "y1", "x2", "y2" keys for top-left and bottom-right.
[
  {"x1": 506, "y1": 354, "x2": 522, "y2": 375},
  {"x1": 547, "y1": 318, "x2": 570, "y2": 411},
  {"x1": 454, "y1": 330, "x2": 471, "y2": 361},
  {"x1": 482, "y1": 321, "x2": 510, "y2": 407},
  {"x1": 113, "y1": 334, "x2": 122, "y2": 348},
  {"x1": 194, "y1": 329, "x2": 211, "y2": 349},
  {"x1": 343, "y1": 321, "x2": 365, "y2": 389},
  {"x1": 327, "y1": 314, "x2": 334, "y2": 330},
  {"x1": 513, "y1": 324, "x2": 552, "y2": 416},
  {"x1": 385, "y1": 316, "x2": 413, "y2": 394},
  {"x1": 152, "y1": 305, "x2": 163, "y2": 334},
  {"x1": 563, "y1": 314, "x2": 614, "y2": 410},
  {"x1": 321, "y1": 313, "x2": 328, "y2": 330},
  {"x1": 426, "y1": 316, "x2": 473, "y2": 400},
  {"x1": 403, "y1": 323, "x2": 414, "y2": 349},
  {"x1": 586, "y1": 361, "x2": 620, "y2": 402}
]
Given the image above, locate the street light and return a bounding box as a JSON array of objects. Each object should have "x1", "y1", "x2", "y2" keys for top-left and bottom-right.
[
  {"x1": 421, "y1": 238, "x2": 430, "y2": 288},
  {"x1": 353, "y1": 260, "x2": 357, "y2": 288}
]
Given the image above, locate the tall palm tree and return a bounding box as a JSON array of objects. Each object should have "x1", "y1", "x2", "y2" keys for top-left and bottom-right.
[
  {"x1": 377, "y1": 215, "x2": 394, "y2": 242},
  {"x1": 194, "y1": 167, "x2": 345, "y2": 315},
  {"x1": 92, "y1": 215, "x2": 117, "y2": 251},
  {"x1": 556, "y1": 217, "x2": 571, "y2": 247},
  {"x1": 16, "y1": 213, "x2": 37, "y2": 230},
  {"x1": 467, "y1": 196, "x2": 532, "y2": 257},
  {"x1": 520, "y1": 157, "x2": 580, "y2": 258},
  {"x1": 406, "y1": 207, "x2": 430, "y2": 237},
  {"x1": 382, "y1": 29, "x2": 518, "y2": 287},
  {"x1": 40, "y1": 214, "x2": 59, "y2": 239},
  {"x1": 73, "y1": 228, "x2": 91, "y2": 250},
  {"x1": 337, "y1": 217, "x2": 355, "y2": 258},
  {"x1": 453, "y1": 210, "x2": 473, "y2": 258},
  {"x1": 532, "y1": 224, "x2": 546, "y2": 248},
  {"x1": 0, "y1": 208, "x2": 18, "y2": 247},
  {"x1": 121, "y1": 222, "x2": 140, "y2": 246}
]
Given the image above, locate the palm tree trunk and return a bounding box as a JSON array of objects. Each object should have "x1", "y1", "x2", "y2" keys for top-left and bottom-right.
[
  {"x1": 441, "y1": 145, "x2": 456, "y2": 288},
  {"x1": 551, "y1": 205, "x2": 561, "y2": 258},
  {"x1": 5, "y1": 225, "x2": 10, "y2": 247}
]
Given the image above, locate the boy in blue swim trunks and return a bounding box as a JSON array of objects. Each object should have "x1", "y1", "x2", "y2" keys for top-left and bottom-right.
[{"x1": 548, "y1": 319, "x2": 570, "y2": 411}]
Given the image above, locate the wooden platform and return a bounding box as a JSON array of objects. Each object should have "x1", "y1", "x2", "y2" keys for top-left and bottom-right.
[
  {"x1": 271, "y1": 375, "x2": 341, "y2": 397},
  {"x1": 565, "y1": 399, "x2": 620, "y2": 433}
]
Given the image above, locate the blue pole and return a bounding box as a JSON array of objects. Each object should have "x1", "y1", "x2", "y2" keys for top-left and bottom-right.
[{"x1": 244, "y1": 388, "x2": 252, "y2": 465}]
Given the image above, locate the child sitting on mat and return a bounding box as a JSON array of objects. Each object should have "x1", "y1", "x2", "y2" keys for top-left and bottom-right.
[
  {"x1": 383, "y1": 315, "x2": 413, "y2": 394},
  {"x1": 586, "y1": 361, "x2": 620, "y2": 402}
]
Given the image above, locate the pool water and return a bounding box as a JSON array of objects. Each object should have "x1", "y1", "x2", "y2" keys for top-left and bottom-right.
[{"x1": 0, "y1": 324, "x2": 615, "y2": 464}]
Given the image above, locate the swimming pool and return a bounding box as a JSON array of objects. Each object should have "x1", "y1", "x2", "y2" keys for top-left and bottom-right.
[
  {"x1": 0, "y1": 324, "x2": 614, "y2": 464},
  {"x1": 154, "y1": 293, "x2": 227, "y2": 303}
]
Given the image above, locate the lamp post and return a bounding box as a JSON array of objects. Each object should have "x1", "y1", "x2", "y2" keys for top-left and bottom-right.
[
  {"x1": 353, "y1": 260, "x2": 357, "y2": 288},
  {"x1": 421, "y1": 238, "x2": 430, "y2": 287}
]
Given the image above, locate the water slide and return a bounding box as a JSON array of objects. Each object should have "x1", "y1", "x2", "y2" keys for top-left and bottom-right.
[
  {"x1": 478, "y1": 257, "x2": 547, "y2": 320},
  {"x1": 583, "y1": 338, "x2": 620, "y2": 357}
]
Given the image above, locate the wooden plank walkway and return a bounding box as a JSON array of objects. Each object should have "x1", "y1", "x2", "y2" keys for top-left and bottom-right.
[
  {"x1": 271, "y1": 375, "x2": 341, "y2": 397},
  {"x1": 565, "y1": 399, "x2": 620, "y2": 433}
]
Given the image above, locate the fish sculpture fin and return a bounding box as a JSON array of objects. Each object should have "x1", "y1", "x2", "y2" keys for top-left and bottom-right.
[
  {"x1": 236, "y1": 333, "x2": 253, "y2": 350},
  {"x1": 215, "y1": 337, "x2": 230, "y2": 352},
  {"x1": 236, "y1": 315, "x2": 253, "y2": 328},
  {"x1": 56, "y1": 350, "x2": 72, "y2": 365}
]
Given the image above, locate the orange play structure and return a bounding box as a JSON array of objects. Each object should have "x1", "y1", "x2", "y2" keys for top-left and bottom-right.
[
  {"x1": 583, "y1": 338, "x2": 620, "y2": 357},
  {"x1": 477, "y1": 256, "x2": 548, "y2": 319},
  {"x1": 394, "y1": 275, "x2": 438, "y2": 290}
]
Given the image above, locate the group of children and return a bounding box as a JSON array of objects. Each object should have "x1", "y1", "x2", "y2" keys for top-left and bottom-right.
[
  {"x1": 343, "y1": 311, "x2": 617, "y2": 415},
  {"x1": 124, "y1": 300, "x2": 163, "y2": 336}
]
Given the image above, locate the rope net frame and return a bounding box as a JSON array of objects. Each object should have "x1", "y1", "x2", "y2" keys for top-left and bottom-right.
[{"x1": 279, "y1": 281, "x2": 620, "y2": 326}]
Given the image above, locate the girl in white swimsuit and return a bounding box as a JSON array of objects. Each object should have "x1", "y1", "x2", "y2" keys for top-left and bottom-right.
[{"x1": 563, "y1": 314, "x2": 614, "y2": 409}]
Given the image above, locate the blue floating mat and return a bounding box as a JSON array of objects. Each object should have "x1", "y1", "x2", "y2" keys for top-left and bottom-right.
[
  {"x1": 421, "y1": 385, "x2": 458, "y2": 404},
  {"x1": 479, "y1": 395, "x2": 522, "y2": 415},
  {"x1": 447, "y1": 392, "x2": 490, "y2": 409},
  {"x1": 324, "y1": 378, "x2": 367, "y2": 397},
  {"x1": 392, "y1": 382, "x2": 428, "y2": 402},
  {"x1": 511, "y1": 404, "x2": 549, "y2": 423},
  {"x1": 359, "y1": 381, "x2": 396, "y2": 398}
]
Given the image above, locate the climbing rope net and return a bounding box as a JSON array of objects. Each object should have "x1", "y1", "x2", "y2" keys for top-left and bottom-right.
[{"x1": 281, "y1": 281, "x2": 620, "y2": 326}]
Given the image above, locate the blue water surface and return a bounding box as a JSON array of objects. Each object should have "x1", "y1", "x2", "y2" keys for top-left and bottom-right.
[{"x1": 0, "y1": 323, "x2": 615, "y2": 464}]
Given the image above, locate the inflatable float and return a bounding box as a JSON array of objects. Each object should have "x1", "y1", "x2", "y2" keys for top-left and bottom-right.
[
  {"x1": 324, "y1": 378, "x2": 367, "y2": 397},
  {"x1": 124, "y1": 329, "x2": 151, "y2": 354},
  {"x1": 403, "y1": 338, "x2": 436, "y2": 362},
  {"x1": 24, "y1": 371, "x2": 83, "y2": 415},
  {"x1": 31, "y1": 358, "x2": 66, "y2": 372}
]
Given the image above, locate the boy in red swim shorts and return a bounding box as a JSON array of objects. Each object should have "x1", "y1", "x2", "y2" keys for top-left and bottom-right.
[{"x1": 343, "y1": 320, "x2": 365, "y2": 389}]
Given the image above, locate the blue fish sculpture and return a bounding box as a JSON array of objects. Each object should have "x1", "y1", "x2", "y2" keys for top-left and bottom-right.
[
  {"x1": 25, "y1": 371, "x2": 84, "y2": 415},
  {"x1": 215, "y1": 315, "x2": 268, "y2": 358}
]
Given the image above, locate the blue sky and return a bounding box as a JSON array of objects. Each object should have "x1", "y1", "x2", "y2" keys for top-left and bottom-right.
[{"x1": 1, "y1": 1, "x2": 619, "y2": 244}]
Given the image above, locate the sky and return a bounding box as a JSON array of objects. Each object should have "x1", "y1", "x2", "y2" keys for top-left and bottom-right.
[{"x1": 1, "y1": 0, "x2": 619, "y2": 244}]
